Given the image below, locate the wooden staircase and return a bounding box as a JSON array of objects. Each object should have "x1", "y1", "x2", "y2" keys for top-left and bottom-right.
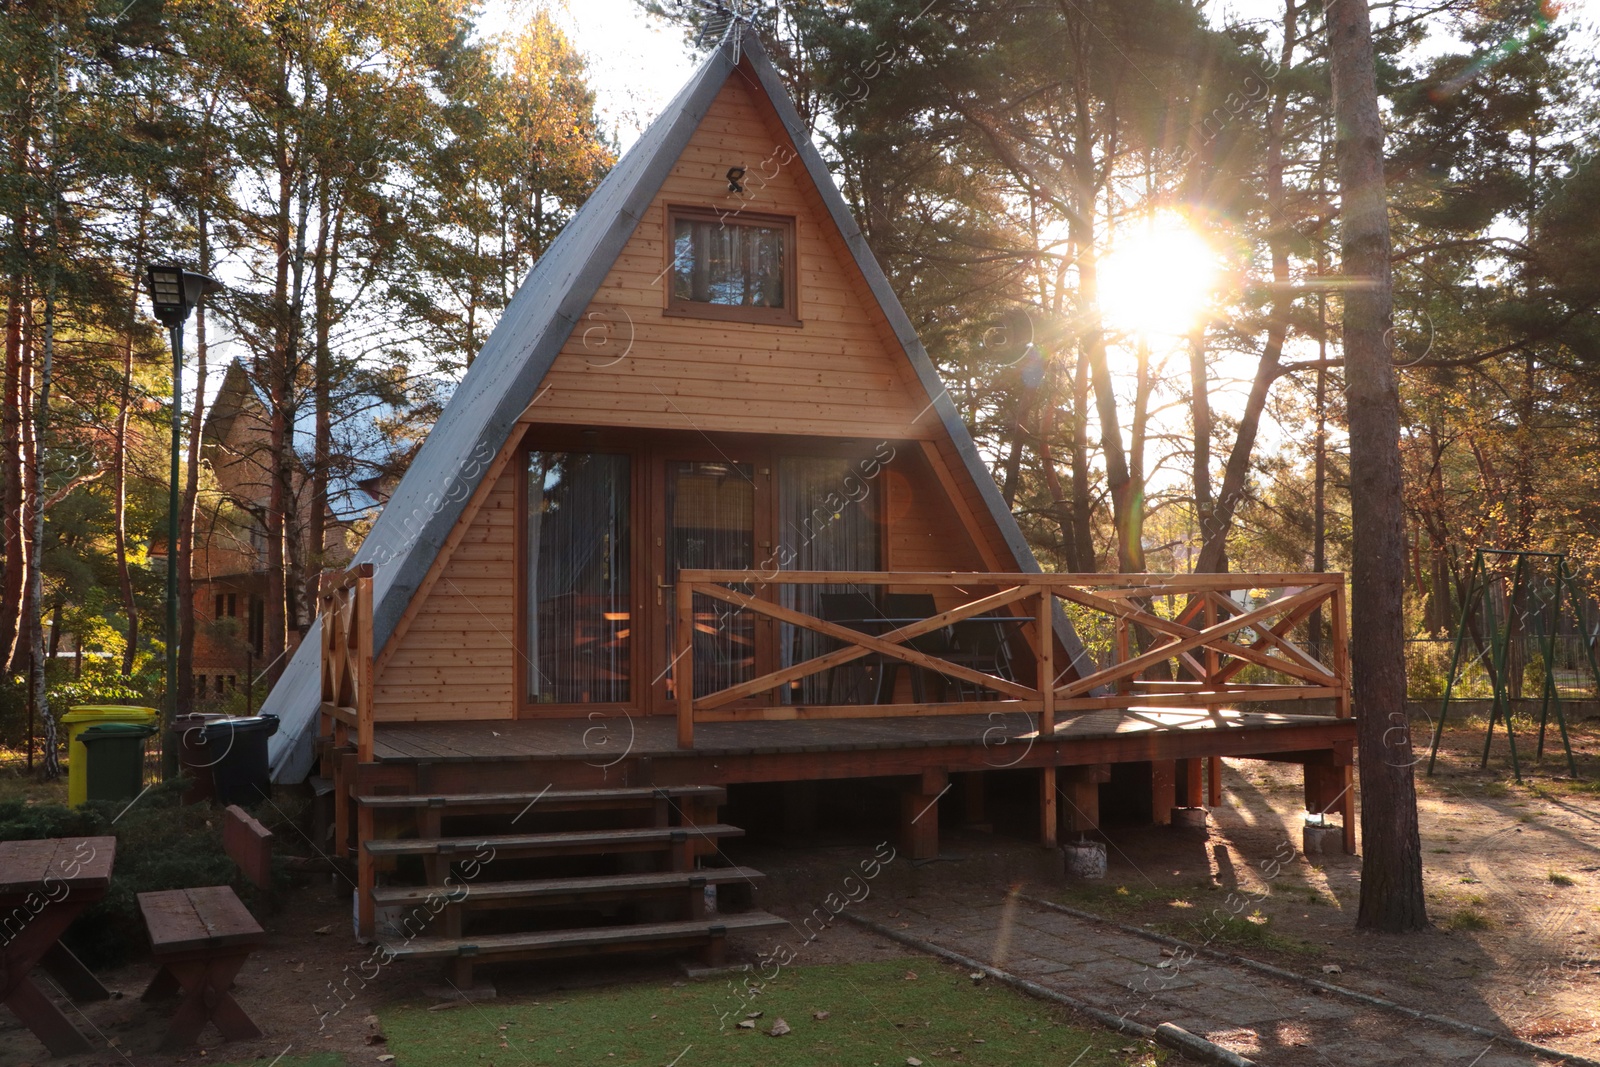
[{"x1": 357, "y1": 784, "x2": 784, "y2": 984}]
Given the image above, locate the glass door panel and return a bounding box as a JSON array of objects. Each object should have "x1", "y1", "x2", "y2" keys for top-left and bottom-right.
[
  {"x1": 663, "y1": 460, "x2": 756, "y2": 703},
  {"x1": 526, "y1": 451, "x2": 631, "y2": 704},
  {"x1": 777, "y1": 455, "x2": 881, "y2": 703}
]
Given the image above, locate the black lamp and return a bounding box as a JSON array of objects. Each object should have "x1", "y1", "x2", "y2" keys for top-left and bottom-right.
[{"x1": 146, "y1": 262, "x2": 223, "y2": 777}]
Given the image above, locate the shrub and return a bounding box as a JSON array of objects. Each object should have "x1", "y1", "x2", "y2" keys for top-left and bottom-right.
[{"x1": 0, "y1": 779, "x2": 281, "y2": 968}]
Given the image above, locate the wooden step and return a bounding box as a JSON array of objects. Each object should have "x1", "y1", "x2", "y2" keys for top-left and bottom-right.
[
  {"x1": 358, "y1": 785, "x2": 725, "y2": 812},
  {"x1": 370, "y1": 867, "x2": 765, "y2": 909},
  {"x1": 363, "y1": 824, "x2": 745, "y2": 860},
  {"x1": 377, "y1": 911, "x2": 790, "y2": 961}
]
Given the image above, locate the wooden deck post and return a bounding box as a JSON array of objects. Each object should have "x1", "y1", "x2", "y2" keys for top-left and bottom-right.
[
  {"x1": 1304, "y1": 760, "x2": 1356, "y2": 854},
  {"x1": 1037, "y1": 588, "x2": 1057, "y2": 847},
  {"x1": 1149, "y1": 759, "x2": 1176, "y2": 826},
  {"x1": 357, "y1": 804, "x2": 375, "y2": 940},
  {"x1": 355, "y1": 566, "x2": 374, "y2": 763},
  {"x1": 900, "y1": 769, "x2": 946, "y2": 861},
  {"x1": 1340, "y1": 764, "x2": 1356, "y2": 854},
  {"x1": 1207, "y1": 756, "x2": 1223, "y2": 807},
  {"x1": 676, "y1": 581, "x2": 694, "y2": 749},
  {"x1": 960, "y1": 772, "x2": 986, "y2": 828},
  {"x1": 1176, "y1": 758, "x2": 1205, "y2": 809},
  {"x1": 1059, "y1": 764, "x2": 1107, "y2": 834}
]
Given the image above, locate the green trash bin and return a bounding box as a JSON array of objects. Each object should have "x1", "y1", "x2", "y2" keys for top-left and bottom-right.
[
  {"x1": 61, "y1": 705, "x2": 159, "y2": 806},
  {"x1": 77, "y1": 723, "x2": 157, "y2": 804}
]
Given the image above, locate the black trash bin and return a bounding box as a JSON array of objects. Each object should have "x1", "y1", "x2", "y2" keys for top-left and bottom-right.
[
  {"x1": 78, "y1": 723, "x2": 157, "y2": 803},
  {"x1": 203, "y1": 714, "x2": 280, "y2": 807},
  {"x1": 173, "y1": 712, "x2": 229, "y2": 804}
]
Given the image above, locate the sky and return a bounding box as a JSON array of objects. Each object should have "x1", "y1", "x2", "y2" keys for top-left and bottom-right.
[{"x1": 477, "y1": 0, "x2": 704, "y2": 149}]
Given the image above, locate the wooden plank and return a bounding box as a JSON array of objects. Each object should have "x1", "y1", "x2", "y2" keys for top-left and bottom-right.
[
  {"x1": 1054, "y1": 587, "x2": 1333, "y2": 700},
  {"x1": 363, "y1": 824, "x2": 747, "y2": 858},
  {"x1": 0, "y1": 837, "x2": 115, "y2": 895},
  {"x1": 678, "y1": 569, "x2": 1344, "y2": 589},
  {"x1": 690, "y1": 582, "x2": 1036, "y2": 709},
  {"x1": 379, "y1": 911, "x2": 788, "y2": 961},
  {"x1": 1051, "y1": 584, "x2": 1339, "y2": 688},
  {"x1": 139, "y1": 888, "x2": 263, "y2": 954},
  {"x1": 370, "y1": 867, "x2": 765, "y2": 906},
  {"x1": 696, "y1": 700, "x2": 1042, "y2": 722},
  {"x1": 357, "y1": 785, "x2": 726, "y2": 808}
]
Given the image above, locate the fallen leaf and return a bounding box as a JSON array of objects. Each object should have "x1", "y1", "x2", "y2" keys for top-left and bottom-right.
[
  {"x1": 314, "y1": 925, "x2": 334, "y2": 935},
  {"x1": 427, "y1": 1003, "x2": 458, "y2": 1012},
  {"x1": 968, "y1": 972, "x2": 984, "y2": 984},
  {"x1": 1321, "y1": 964, "x2": 1343, "y2": 975},
  {"x1": 903, "y1": 970, "x2": 918, "y2": 981},
  {"x1": 737, "y1": 1020, "x2": 756, "y2": 1030},
  {"x1": 376, "y1": 1057, "x2": 395, "y2": 1064},
  {"x1": 908, "y1": 1059, "x2": 923, "y2": 1066},
  {"x1": 746, "y1": 1011, "x2": 763, "y2": 1019},
  {"x1": 769, "y1": 1018, "x2": 791, "y2": 1037},
  {"x1": 813, "y1": 1011, "x2": 830, "y2": 1020}
]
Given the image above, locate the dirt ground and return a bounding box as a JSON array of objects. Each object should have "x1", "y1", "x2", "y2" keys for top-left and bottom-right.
[{"x1": 3, "y1": 714, "x2": 1597, "y2": 1066}]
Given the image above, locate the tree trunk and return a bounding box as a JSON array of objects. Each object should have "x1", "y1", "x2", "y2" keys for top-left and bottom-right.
[
  {"x1": 176, "y1": 208, "x2": 211, "y2": 716},
  {"x1": 0, "y1": 269, "x2": 25, "y2": 670},
  {"x1": 1192, "y1": 0, "x2": 1298, "y2": 575},
  {"x1": 1189, "y1": 328, "x2": 1213, "y2": 571},
  {"x1": 1328, "y1": 0, "x2": 1427, "y2": 932},
  {"x1": 29, "y1": 159, "x2": 60, "y2": 778},
  {"x1": 115, "y1": 206, "x2": 149, "y2": 675}
]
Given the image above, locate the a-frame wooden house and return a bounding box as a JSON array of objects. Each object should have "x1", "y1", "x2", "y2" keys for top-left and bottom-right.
[{"x1": 261, "y1": 33, "x2": 1356, "y2": 978}]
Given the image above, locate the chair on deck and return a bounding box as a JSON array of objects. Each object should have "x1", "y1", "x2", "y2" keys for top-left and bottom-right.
[
  {"x1": 947, "y1": 617, "x2": 1017, "y2": 700},
  {"x1": 817, "y1": 591, "x2": 886, "y2": 704},
  {"x1": 879, "y1": 593, "x2": 956, "y2": 703}
]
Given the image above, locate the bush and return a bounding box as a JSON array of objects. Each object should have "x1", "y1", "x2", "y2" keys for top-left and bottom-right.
[{"x1": 0, "y1": 779, "x2": 281, "y2": 968}]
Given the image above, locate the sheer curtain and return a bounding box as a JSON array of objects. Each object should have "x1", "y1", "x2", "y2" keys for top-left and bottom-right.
[
  {"x1": 778, "y1": 456, "x2": 881, "y2": 703},
  {"x1": 526, "y1": 452, "x2": 630, "y2": 703},
  {"x1": 666, "y1": 461, "x2": 756, "y2": 700},
  {"x1": 672, "y1": 218, "x2": 786, "y2": 307}
]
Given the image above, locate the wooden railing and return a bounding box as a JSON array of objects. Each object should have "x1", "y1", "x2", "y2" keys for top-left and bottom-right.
[
  {"x1": 318, "y1": 563, "x2": 374, "y2": 763},
  {"x1": 674, "y1": 571, "x2": 1349, "y2": 749}
]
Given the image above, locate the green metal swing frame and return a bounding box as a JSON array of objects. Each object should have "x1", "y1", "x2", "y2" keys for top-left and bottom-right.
[{"x1": 1426, "y1": 548, "x2": 1594, "y2": 780}]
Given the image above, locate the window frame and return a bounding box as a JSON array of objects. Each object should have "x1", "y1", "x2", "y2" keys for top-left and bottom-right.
[{"x1": 662, "y1": 204, "x2": 801, "y2": 327}]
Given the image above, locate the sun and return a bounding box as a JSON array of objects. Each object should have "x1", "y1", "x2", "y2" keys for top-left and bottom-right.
[{"x1": 1095, "y1": 213, "x2": 1220, "y2": 338}]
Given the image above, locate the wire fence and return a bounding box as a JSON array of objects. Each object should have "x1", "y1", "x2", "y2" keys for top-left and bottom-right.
[{"x1": 1406, "y1": 636, "x2": 1600, "y2": 702}]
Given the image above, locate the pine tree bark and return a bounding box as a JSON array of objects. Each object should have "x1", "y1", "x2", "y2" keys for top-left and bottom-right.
[
  {"x1": 176, "y1": 209, "x2": 211, "y2": 716},
  {"x1": 1328, "y1": 0, "x2": 1428, "y2": 931},
  {"x1": 0, "y1": 268, "x2": 25, "y2": 669}
]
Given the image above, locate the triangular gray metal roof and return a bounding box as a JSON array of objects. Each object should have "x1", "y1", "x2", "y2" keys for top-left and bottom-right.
[{"x1": 266, "y1": 30, "x2": 1090, "y2": 783}]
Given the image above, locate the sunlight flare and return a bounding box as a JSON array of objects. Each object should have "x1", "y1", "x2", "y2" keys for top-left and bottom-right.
[{"x1": 1096, "y1": 214, "x2": 1220, "y2": 338}]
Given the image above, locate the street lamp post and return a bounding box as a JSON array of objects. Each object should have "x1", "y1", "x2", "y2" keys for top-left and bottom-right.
[{"x1": 146, "y1": 263, "x2": 222, "y2": 778}]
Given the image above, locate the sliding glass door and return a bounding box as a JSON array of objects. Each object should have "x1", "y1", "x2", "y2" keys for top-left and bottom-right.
[
  {"x1": 777, "y1": 455, "x2": 881, "y2": 703},
  {"x1": 526, "y1": 451, "x2": 631, "y2": 704},
  {"x1": 661, "y1": 460, "x2": 757, "y2": 704}
]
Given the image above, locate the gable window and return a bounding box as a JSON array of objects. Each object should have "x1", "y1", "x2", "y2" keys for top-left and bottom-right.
[{"x1": 665, "y1": 206, "x2": 799, "y2": 326}]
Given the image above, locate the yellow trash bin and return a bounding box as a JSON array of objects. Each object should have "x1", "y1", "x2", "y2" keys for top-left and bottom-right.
[{"x1": 61, "y1": 705, "x2": 159, "y2": 806}]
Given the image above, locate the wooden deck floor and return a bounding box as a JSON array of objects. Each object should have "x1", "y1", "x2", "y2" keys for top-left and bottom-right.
[{"x1": 372, "y1": 708, "x2": 1348, "y2": 764}]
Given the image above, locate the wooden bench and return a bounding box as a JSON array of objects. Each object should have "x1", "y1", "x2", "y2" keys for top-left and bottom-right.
[{"x1": 138, "y1": 886, "x2": 267, "y2": 1051}]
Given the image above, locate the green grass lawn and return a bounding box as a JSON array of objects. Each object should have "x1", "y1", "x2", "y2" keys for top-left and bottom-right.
[{"x1": 378, "y1": 957, "x2": 1168, "y2": 1066}]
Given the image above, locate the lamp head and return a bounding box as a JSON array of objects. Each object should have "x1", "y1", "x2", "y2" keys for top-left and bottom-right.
[{"x1": 147, "y1": 262, "x2": 223, "y2": 329}]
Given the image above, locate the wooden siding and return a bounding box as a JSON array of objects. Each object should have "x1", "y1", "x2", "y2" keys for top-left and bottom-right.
[
  {"x1": 372, "y1": 466, "x2": 519, "y2": 722},
  {"x1": 530, "y1": 76, "x2": 936, "y2": 440},
  {"x1": 886, "y1": 458, "x2": 986, "y2": 574}
]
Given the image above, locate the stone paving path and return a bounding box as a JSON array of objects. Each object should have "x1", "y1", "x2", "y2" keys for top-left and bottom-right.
[{"x1": 851, "y1": 888, "x2": 1575, "y2": 1067}]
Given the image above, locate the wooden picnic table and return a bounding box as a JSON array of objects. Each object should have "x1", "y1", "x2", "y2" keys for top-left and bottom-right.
[{"x1": 0, "y1": 835, "x2": 117, "y2": 1056}]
